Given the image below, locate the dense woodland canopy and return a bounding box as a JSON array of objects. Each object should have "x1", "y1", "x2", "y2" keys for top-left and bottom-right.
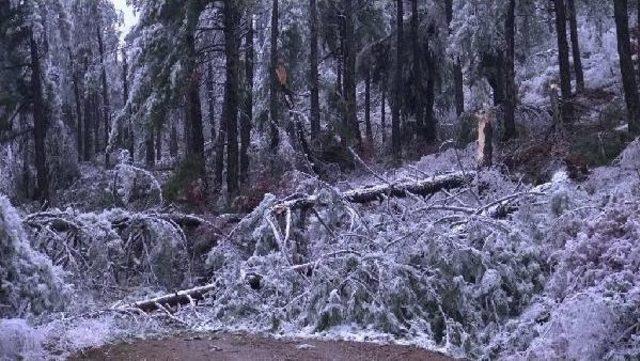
[
  {"x1": 3, "y1": 0, "x2": 640, "y2": 360},
  {"x1": 0, "y1": 0, "x2": 639, "y2": 204}
]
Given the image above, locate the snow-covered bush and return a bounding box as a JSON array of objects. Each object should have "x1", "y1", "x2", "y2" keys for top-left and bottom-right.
[
  {"x1": 25, "y1": 207, "x2": 193, "y2": 291},
  {"x1": 0, "y1": 195, "x2": 66, "y2": 317},
  {"x1": 112, "y1": 153, "x2": 163, "y2": 210},
  {"x1": 0, "y1": 319, "x2": 44, "y2": 361}
]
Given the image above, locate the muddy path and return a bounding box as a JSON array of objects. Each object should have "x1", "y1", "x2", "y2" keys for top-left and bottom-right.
[{"x1": 70, "y1": 332, "x2": 456, "y2": 361}]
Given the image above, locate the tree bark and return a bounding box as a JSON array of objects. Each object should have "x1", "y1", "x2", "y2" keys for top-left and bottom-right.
[
  {"x1": 240, "y1": 17, "x2": 254, "y2": 185},
  {"x1": 411, "y1": 0, "x2": 425, "y2": 140},
  {"x1": 145, "y1": 128, "x2": 155, "y2": 168},
  {"x1": 381, "y1": 84, "x2": 386, "y2": 142},
  {"x1": 223, "y1": 0, "x2": 241, "y2": 196},
  {"x1": 96, "y1": 22, "x2": 111, "y2": 168},
  {"x1": 567, "y1": 0, "x2": 585, "y2": 93},
  {"x1": 169, "y1": 125, "x2": 178, "y2": 157},
  {"x1": 122, "y1": 48, "x2": 133, "y2": 160},
  {"x1": 364, "y1": 71, "x2": 372, "y2": 143},
  {"x1": 309, "y1": 0, "x2": 321, "y2": 138},
  {"x1": 392, "y1": 0, "x2": 403, "y2": 162},
  {"x1": 614, "y1": 0, "x2": 640, "y2": 135},
  {"x1": 155, "y1": 125, "x2": 162, "y2": 161},
  {"x1": 269, "y1": 0, "x2": 280, "y2": 150},
  {"x1": 342, "y1": 0, "x2": 361, "y2": 148},
  {"x1": 69, "y1": 47, "x2": 83, "y2": 160},
  {"x1": 29, "y1": 31, "x2": 49, "y2": 202},
  {"x1": 274, "y1": 172, "x2": 475, "y2": 210},
  {"x1": 553, "y1": 0, "x2": 573, "y2": 124},
  {"x1": 446, "y1": 0, "x2": 464, "y2": 116},
  {"x1": 503, "y1": 0, "x2": 517, "y2": 140},
  {"x1": 206, "y1": 62, "x2": 216, "y2": 143},
  {"x1": 184, "y1": 2, "x2": 206, "y2": 177}
]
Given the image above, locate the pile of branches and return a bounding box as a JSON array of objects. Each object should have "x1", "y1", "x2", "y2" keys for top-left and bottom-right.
[
  {"x1": 192, "y1": 167, "x2": 552, "y2": 357},
  {"x1": 23, "y1": 208, "x2": 207, "y2": 291}
]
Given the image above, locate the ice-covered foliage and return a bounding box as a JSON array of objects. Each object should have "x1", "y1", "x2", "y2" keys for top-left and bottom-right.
[
  {"x1": 0, "y1": 195, "x2": 66, "y2": 317},
  {"x1": 192, "y1": 144, "x2": 640, "y2": 359},
  {"x1": 112, "y1": 151, "x2": 163, "y2": 209},
  {"x1": 24, "y1": 207, "x2": 193, "y2": 291}
]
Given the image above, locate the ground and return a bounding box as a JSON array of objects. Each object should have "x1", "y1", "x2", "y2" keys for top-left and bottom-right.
[{"x1": 70, "y1": 332, "x2": 455, "y2": 361}]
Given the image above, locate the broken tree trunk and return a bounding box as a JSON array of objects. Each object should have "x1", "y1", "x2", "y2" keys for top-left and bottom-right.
[
  {"x1": 117, "y1": 284, "x2": 216, "y2": 313},
  {"x1": 274, "y1": 171, "x2": 475, "y2": 212}
]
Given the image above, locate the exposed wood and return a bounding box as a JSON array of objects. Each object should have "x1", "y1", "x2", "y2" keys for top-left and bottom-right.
[
  {"x1": 116, "y1": 284, "x2": 217, "y2": 313},
  {"x1": 273, "y1": 172, "x2": 475, "y2": 212}
]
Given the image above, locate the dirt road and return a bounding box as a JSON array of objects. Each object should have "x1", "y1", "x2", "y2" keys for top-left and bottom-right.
[{"x1": 71, "y1": 332, "x2": 455, "y2": 361}]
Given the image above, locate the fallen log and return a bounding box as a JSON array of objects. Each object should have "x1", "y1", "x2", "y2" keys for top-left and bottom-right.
[
  {"x1": 274, "y1": 171, "x2": 475, "y2": 211},
  {"x1": 116, "y1": 283, "x2": 217, "y2": 313}
]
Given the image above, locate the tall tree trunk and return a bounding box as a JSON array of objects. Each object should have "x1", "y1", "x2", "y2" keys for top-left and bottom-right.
[
  {"x1": 155, "y1": 125, "x2": 162, "y2": 161},
  {"x1": 240, "y1": 16, "x2": 254, "y2": 185},
  {"x1": 309, "y1": 0, "x2": 321, "y2": 138},
  {"x1": 392, "y1": 0, "x2": 404, "y2": 162},
  {"x1": 184, "y1": 2, "x2": 206, "y2": 178},
  {"x1": 381, "y1": 83, "x2": 387, "y2": 143},
  {"x1": 169, "y1": 125, "x2": 178, "y2": 157},
  {"x1": 69, "y1": 47, "x2": 83, "y2": 160},
  {"x1": 637, "y1": 0, "x2": 640, "y2": 84},
  {"x1": 567, "y1": 0, "x2": 585, "y2": 93},
  {"x1": 122, "y1": 48, "x2": 133, "y2": 160},
  {"x1": 214, "y1": 114, "x2": 226, "y2": 189},
  {"x1": 614, "y1": 0, "x2": 640, "y2": 135},
  {"x1": 553, "y1": 0, "x2": 573, "y2": 124},
  {"x1": 342, "y1": 0, "x2": 361, "y2": 148},
  {"x1": 364, "y1": 71, "x2": 372, "y2": 143},
  {"x1": 206, "y1": 62, "x2": 216, "y2": 143},
  {"x1": 96, "y1": 23, "x2": 111, "y2": 168},
  {"x1": 446, "y1": 0, "x2": 464, "y2": 116},
  {"x1": 29, "y1": 31, "x2": 49, "y2": 202},
  {"x1": 83, "y1": 89, "x2": 94, "y2": 162},
  {"x1": 269, "y1": 0, "x2": 280, "y2": 150},
  {"x1": 223, "y1": 0, "x2": 241, "y2": 196},
  {"x1": 503, "y1": 0, "x2": 517, "y2": 140},
  {"x1": 411, "y1": 0, "x2": 425, "y2": 140},
  {"x1": 145, "y1": 128, "x2": 155, "y2": 168}
]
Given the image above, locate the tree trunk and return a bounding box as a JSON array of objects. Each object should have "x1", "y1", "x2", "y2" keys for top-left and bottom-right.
[
  {"x1": 155, "y1": 125, "x2": 162, "y2": 161},
  {"x1": 269, "y1": 0, "x2": 280, "y2": 151},
  {"x1": 122, "y1": 48, "x2": 133, "y2": 160},
  {"x1": 446, "y1": 0, "x2": 464, "y2": 116},
  {"x1": 83, "y1": 90, "x2": 94, "y2": 162},
  {"x1": 206, "y1": 62, "x2": 216, "y2": 143},
  {"x1": 381, "y1": 84, "x2": 386, "y2": 143},
  {"x1": 240, "y1": 17, "x2": 254, "y2": 185},
  {"x1": 614, "y1": 0, "x2": 640, "y2": 135},
  {"x1": 424, "y1": 39, "x2": 436, "y2": 144},
  {"x1": 96, "y1": 23, "x2": 111, "y2": 168},
  {"x1": 29, "y1": 31, "x2": 49, "y2": 202},
  {"x1": 185, "y1": 38, "x2": 206, "y2": 176},
  {"x1": 503, "y1": 0, "x2": 517, "y2": 140},
  {"x1": 553, "y1": 0, "x2": 573, "y2": 124},
  {"x1": 392, "y1": 0, "x2": 404, "y2": 162},
  {"x1": 184, "y1": 2, "x2": 206, "y2": 177},
  {"x1": 145, "y1": 128, "x2": 155, "y2": 168},
  {"x1": 309, "y1": 0, "x2": 321, "y2": 138},
  {"x1": 364, "y1": 71, "x2": 372, "y2": 143},
  {"x1": 169, "y1": 125, "x2": 178, "y2": 157},
  {"x1": 411, "y1": 0, "x2": 425, "y2": 140},
  {"x1": 342, "y1": 0, "x2": 361, "y2": 149},
  {"x1": 567, "y1": 0, "x2": 585, "y2": 93},
  {"x1": 223, "y1": 0, "x2": 241, "y2": 196},
  {"x1": 69, "y1": 47, "x2": 83, "y2": 160}
]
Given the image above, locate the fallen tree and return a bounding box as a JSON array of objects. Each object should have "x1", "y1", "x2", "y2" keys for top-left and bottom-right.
[
  {"x1": 274, "y1": 171, "x2": 476, "y2": 212},
  {"x1": 116, "y1": 283, "x2": 217, "y2": 313}
]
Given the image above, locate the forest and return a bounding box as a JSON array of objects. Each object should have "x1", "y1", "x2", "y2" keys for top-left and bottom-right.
[{"x1": 1, "y1": 0, "x2": 640, "y2": 360}]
